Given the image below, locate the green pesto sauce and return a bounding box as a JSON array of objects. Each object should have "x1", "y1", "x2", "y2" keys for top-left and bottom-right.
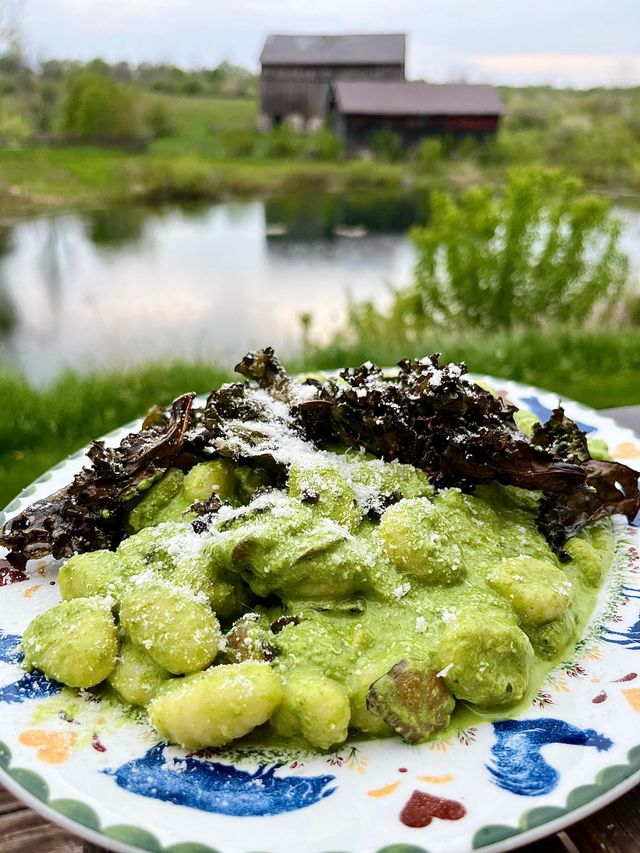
[{"x1": 35, "y1": 443, "x2": 615, "y2": 753}]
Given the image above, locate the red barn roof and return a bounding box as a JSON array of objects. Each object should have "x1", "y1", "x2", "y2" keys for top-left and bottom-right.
[
  {"x1": 260, "y1": 34, "x2": 406, "y2": 67},
  {"x1": 332, "y1": 81, "x2": 504, "y2": 116}
]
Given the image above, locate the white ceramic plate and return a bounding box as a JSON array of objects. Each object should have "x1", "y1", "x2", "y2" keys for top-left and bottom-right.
[{"x1": 1, "y1": 377, "x2": 640, "y2": 853}]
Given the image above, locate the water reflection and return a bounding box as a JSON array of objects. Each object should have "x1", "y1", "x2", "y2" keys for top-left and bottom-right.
[
  {"x1": 0, "y1": 194, "x2": 637, "y2": 385},
  {"x1": 86, "y1": 207, "x2": 148, "y2": 249},
  {"x1": 264, "y1": 191, "x2": 428, "y2": 242},
  {"x1": 0, "y1": 195, "x2": 416, "y2": 383}
]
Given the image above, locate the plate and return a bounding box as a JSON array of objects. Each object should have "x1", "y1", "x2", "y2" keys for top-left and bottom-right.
[{"x1": 1, "y1": 377, "x2": 640, "y2": 853}]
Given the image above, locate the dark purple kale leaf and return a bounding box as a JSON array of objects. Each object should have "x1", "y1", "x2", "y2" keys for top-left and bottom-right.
[
  {"x1": 532, "y1": 406, "x2": 640, "y2": 553},
  {"x1": 298, "y1": 355, "x2": 585, "y2": 493},
  {"x1": 297, "y1": 354, "x2": 639, "y2": 550},
  {"x1": 0, "y1": 393, "x2": 195, "y2": 568}
]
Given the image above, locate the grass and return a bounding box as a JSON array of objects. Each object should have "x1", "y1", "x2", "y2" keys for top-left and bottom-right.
[
  {"x1": 0, "y1": 362, "x2": 231, "y2": 509},
  {"x1": 0, "y1": 145, "x2": 409, "y2": 217},
  {"x1": 147, "y1": 94, "x2": 257, "y2": 156},
  {"x1": 300, "y1": 327, "x2": 640, "y2": 410},
  {"x1": 2, "y1": 327, "x2": 639, "y2": 508}
]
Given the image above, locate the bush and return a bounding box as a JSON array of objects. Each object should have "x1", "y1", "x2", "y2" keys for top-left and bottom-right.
[
  {"x1": 0, "y1": 109, "x2": 30, "y2": 146},
  {"x1": 404, "y1": 167, "x2": 628, "y2": 329},
  {"x1": 145, "y1": 100, "x2": 174, "y2": 138},
  {"x1": 343, "y1": 167, "x2": 628, "y2": 339},
  {"x1": 305, "y1": 128, "x2": 344, "y2": 162},
  {"x1": 402, "y1": 166, "x2": 628, "y2": 331},
  {"x1": 415, "y1": 137, "x2": 444, "y2": 171},
  {"x1": 126, "y1": 156, "x2": 221, "y2": 202},
  {"x1": 219, "y1": 128, "x2": 257, "y2": 158},
  {"x1": 261, "y1": 126, "x2": 301, "y2": 159},
  {"x1": 62, "y1": 73, "x2": 145, "y2": 145},
  {"x1": 371, "y1": 128, "x2": 403, "y2": 163}
]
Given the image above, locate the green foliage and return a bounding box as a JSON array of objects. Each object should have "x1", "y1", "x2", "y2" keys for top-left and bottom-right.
[
  {"x1": 0, "y1": 362, "x2": 231, "y2": 507},
  {"x1": 305, "y1": 128, "x2": 344, "y2": 162},
  {"x1": 219, "y1": 128, "x2": 257, "y2": 158},
  {"x1": 144, "y1": 100, "x2": 174, "y2": 138},
  {"x1": 62, "y1": 73, "x2": 144, "y2": 144},
  {"x1": 301, "y1": 326, "x2": 640, "y2": 411},
  {"x1": 260, "y1": 125, "x2": 301, "y2": 159},
  {"x1": 0, "y1": 107, "x2": 29, "y2": 145},
  {"x1": 125, "y1": 156, "x2": 221, "y2": 201},
  {"x1": 371, "y1": 128, "x2": 403, "y2": 163},
  {"x1": 385, "y1": 167, "x2": 628, "y2": 332},
  {"x1": 415, "y1": 137, "x2": 444, "y2": 171}
]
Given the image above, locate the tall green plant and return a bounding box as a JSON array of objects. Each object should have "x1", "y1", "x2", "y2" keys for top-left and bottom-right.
[
  {"x1": 398, "y1": 167, "x2": 628, "y2": 331},
  {"x1": 62, "y1": 72, "x2": 144, "y2": 143}
]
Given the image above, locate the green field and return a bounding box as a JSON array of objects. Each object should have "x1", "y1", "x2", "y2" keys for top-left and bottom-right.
[
  {"x1": 147, "y1": 94, "x2": 257, "y2": 155},
  {"x1": 1, "y1": 82, "x2": 639, "y2": 218}
]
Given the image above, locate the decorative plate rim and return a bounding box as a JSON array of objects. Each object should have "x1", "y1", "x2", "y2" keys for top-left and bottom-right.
[{"x1": 1, "y1": 373, "x2": 639, "y2": 853}]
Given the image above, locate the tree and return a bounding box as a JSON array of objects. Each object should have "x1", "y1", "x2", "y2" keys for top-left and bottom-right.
[{"x1": 62, "y1": 72, "x2": 144, "y2": 144}]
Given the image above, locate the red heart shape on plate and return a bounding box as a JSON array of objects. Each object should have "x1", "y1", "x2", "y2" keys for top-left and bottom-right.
[{"x1": 400, "y1": 790, "x2": 466, "y2": 828}]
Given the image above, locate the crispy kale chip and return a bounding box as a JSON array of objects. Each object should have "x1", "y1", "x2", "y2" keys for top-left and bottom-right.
[
  {"x1": 0, "y1": 393, "x2": 194, "y2": 568},
  {"x1": 2, "y1": 348, "x2": 638, "y2": 567},
  {"x1": 298, "y1": 356, "x2": 586, "y2": 492},
  {"x1": 296, "y1": 355, "x2": 639, "y2": 550},
  {"x1": 532, "y1": 407, "x2": 640, "y2": 553}
]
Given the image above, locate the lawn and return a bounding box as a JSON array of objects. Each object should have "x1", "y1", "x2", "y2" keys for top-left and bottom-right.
[{"x1": 147, "y1": 94, "x2": 257, "y2": 156}]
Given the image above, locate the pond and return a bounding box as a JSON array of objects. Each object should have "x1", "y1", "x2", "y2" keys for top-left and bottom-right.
[{"x1": 0, "y1": 192, "x2": 637, "y2": 384}]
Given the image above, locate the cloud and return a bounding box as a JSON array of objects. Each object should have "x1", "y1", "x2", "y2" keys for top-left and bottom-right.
[
  {"x1": 17, "y1": 0, "x2": 640, "y2": 86},
  {"x1": 467, "y1": 53, "x2": 640, "y2": 87}
]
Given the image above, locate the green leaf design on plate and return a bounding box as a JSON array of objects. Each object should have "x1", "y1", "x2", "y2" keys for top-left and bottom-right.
[
  {"x1": 104, "y1": 824, "x2": 163, "y2": 852},
  {"x1": 473, "y1": 825, "x2": 521, "y2": 848},
  {"x1": 50, "y1": 798, "x2": 100, "y2": 830},
  {"x1": 521, "y1": 805, "x2": 566, "y2": 830},
  {"x1": 0, "y1": 740, "x2": 11, "y2": 769},
  {"x1": 566, "y1": 784, "x2": 602, "y2": 810},
  {"x1": 598, "y1": 762, "x2": 636, "y2": 790},
  {"x1": 4, "y1": 497, "x2": 21, "y2": 512},
  {"x1": 377, "y1": 846, "x2": 431, "y2": 853},
  {"x1": 167, "y1": 845, "x2": 222, "y2": 853},
  {"x1": 9, "y1": 767, "x2": 49, "y2": 802}
]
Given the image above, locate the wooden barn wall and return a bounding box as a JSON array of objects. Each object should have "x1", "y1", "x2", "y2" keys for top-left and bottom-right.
[{"x1": 260, "y1": 63, "x2": 404, "y2": 120}]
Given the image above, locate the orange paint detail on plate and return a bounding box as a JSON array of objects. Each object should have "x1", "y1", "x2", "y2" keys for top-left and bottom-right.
[
  {"x1": 22, "y1": 584, "x2": 42, "y2": 599},
  {"x1": 613, "y1": 442, "x2": 640, "y2": 459},
  {"x1": 622, "y1": 688, "x2": 640, "y2": 712},
  {"x1": 417, "y1": 774, "x2": 454, "y2": 784},
  {"x1": 19, "y1": 729, "x2": 78, "y2": 764},
  {"x1": 368, "y1": 781, "x2": 401, "y2": 798}
]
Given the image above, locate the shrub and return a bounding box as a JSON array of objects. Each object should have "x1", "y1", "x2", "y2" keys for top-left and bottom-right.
[
  {"x1": 62, "y1": 73, "x2": 144, "y2": 145},
  {"x1": 126, "y1": 156, "x2": 221, "y2": 202},
  {"x1": 219, "y1": 128, "x2": 257, "y2": 158},
  {"x1": 305, "y1": 128, "x2": 344, "y2": 162},
  {"x1": 402, "y1": 166, "x2": 628, "y2": 331},
  {"x1": 0, "y1": 109, "x2": 30, "y2": 146},
  {"x1": 145, "y1": 100, "x2": 174, "y2": 138},
  {"x1": 371, "y1": 128, "x2": 403, "y2": 163},
  {"x1": 415, "y1": 137, "x2": 444, "y2": 171},
  {"x1": 342, "y1": 167, "x2": 628, "y2": 339},
  {"x1": 261, "y1": 126, "x2": 301, "y2": 159}
]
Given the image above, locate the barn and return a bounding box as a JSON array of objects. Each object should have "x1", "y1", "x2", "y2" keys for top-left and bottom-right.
[
  {"x1": 259, "y1": 34, "x2": 405, "y2": 130},
  {"x1": 328, "y1": 81, "x2": 504, "y2": 148}
]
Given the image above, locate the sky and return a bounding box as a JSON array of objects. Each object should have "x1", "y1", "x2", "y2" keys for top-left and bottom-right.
[{"x1": 11, "y1": 0, "x2": 640, "y2": 87}]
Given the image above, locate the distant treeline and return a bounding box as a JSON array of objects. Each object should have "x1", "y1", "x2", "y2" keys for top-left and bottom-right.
[
  {"x1": 0, "y1": 54, "x2": 258, "y2": 99},
  {"x1": 0, "y1": 53, "x2": 639, "y2": 195}
]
